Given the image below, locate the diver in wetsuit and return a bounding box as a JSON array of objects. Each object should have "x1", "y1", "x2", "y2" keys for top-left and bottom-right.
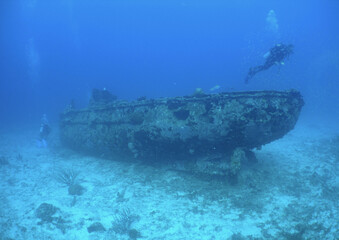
[
  {"x1": 37, "y1": 114, "x2": 51, "y2": 148},
  {"x1": 245, "y1": 43, "x2": 294, "y2": 84}
]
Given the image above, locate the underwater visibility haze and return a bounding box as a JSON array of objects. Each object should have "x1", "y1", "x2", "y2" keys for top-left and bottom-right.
[{"x1": 0, "y1": 0, "x2": 338, "y2": 239}]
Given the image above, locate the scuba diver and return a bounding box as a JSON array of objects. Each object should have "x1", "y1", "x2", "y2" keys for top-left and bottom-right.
[
  {"x1": 37, "y1": 114, "x2": 51, "y2": 148},
  {"x1": 245, "y1": 43, "x2": 294, "y2": 84}
]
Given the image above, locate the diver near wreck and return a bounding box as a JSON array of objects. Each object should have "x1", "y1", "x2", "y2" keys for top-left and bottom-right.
[
  {"x1": 37, "y1": 114, "x2": 51, "y2": 148},
  {"x1": 245, "y1": 43, "x2": 294, "y2": 83}
]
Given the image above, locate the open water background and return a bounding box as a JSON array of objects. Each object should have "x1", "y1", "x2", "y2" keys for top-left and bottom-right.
[{"x1": 0, "y1": 0, "x2": 338, "y2": 127}]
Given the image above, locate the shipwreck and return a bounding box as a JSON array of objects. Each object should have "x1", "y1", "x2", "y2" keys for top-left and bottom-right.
[{"x1": 60, "y1": 89, "x2": 304, "y2": 165}]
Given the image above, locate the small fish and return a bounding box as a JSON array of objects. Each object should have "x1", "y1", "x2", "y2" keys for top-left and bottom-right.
[{"x1": 210, "y1": 85, "x2": 221, "y2": 92}]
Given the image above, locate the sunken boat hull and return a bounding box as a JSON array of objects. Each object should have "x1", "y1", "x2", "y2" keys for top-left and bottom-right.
[{"x1": 60, "y1": 90, "x2": 304, "y2": 159}]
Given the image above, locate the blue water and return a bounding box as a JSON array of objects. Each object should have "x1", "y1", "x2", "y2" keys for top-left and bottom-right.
[{"x1": 1, "y1": 0, "x2": 338, "y2": 126}]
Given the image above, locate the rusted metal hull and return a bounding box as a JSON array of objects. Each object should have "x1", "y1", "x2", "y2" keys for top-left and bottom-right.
[{"x1": 60, "y1": 89, "x2": 304, "y2": 160}]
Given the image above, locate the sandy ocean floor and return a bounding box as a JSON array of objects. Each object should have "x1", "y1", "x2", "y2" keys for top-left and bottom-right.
[{"x1": 0, "y1": 121, "x2": 338, "y2": 240}]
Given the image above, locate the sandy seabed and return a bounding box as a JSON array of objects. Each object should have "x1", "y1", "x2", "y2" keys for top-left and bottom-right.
[{"x1": 0, "y1": 121, "x2": 338, "y2": 240}]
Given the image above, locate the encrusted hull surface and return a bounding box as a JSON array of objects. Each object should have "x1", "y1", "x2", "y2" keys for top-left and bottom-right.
[{"x1": 60, "y1": 90, "x2": 304, "y2": 159}]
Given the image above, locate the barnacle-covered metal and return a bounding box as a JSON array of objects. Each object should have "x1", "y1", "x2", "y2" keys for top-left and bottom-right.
[{"x1": 60, "y1": 89, "x2": 303, "y2": 160}]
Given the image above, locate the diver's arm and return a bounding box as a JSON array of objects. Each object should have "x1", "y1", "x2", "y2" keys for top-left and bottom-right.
[{"x1": 263, "y1": 51, "x2": 270, "y2": 58}]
